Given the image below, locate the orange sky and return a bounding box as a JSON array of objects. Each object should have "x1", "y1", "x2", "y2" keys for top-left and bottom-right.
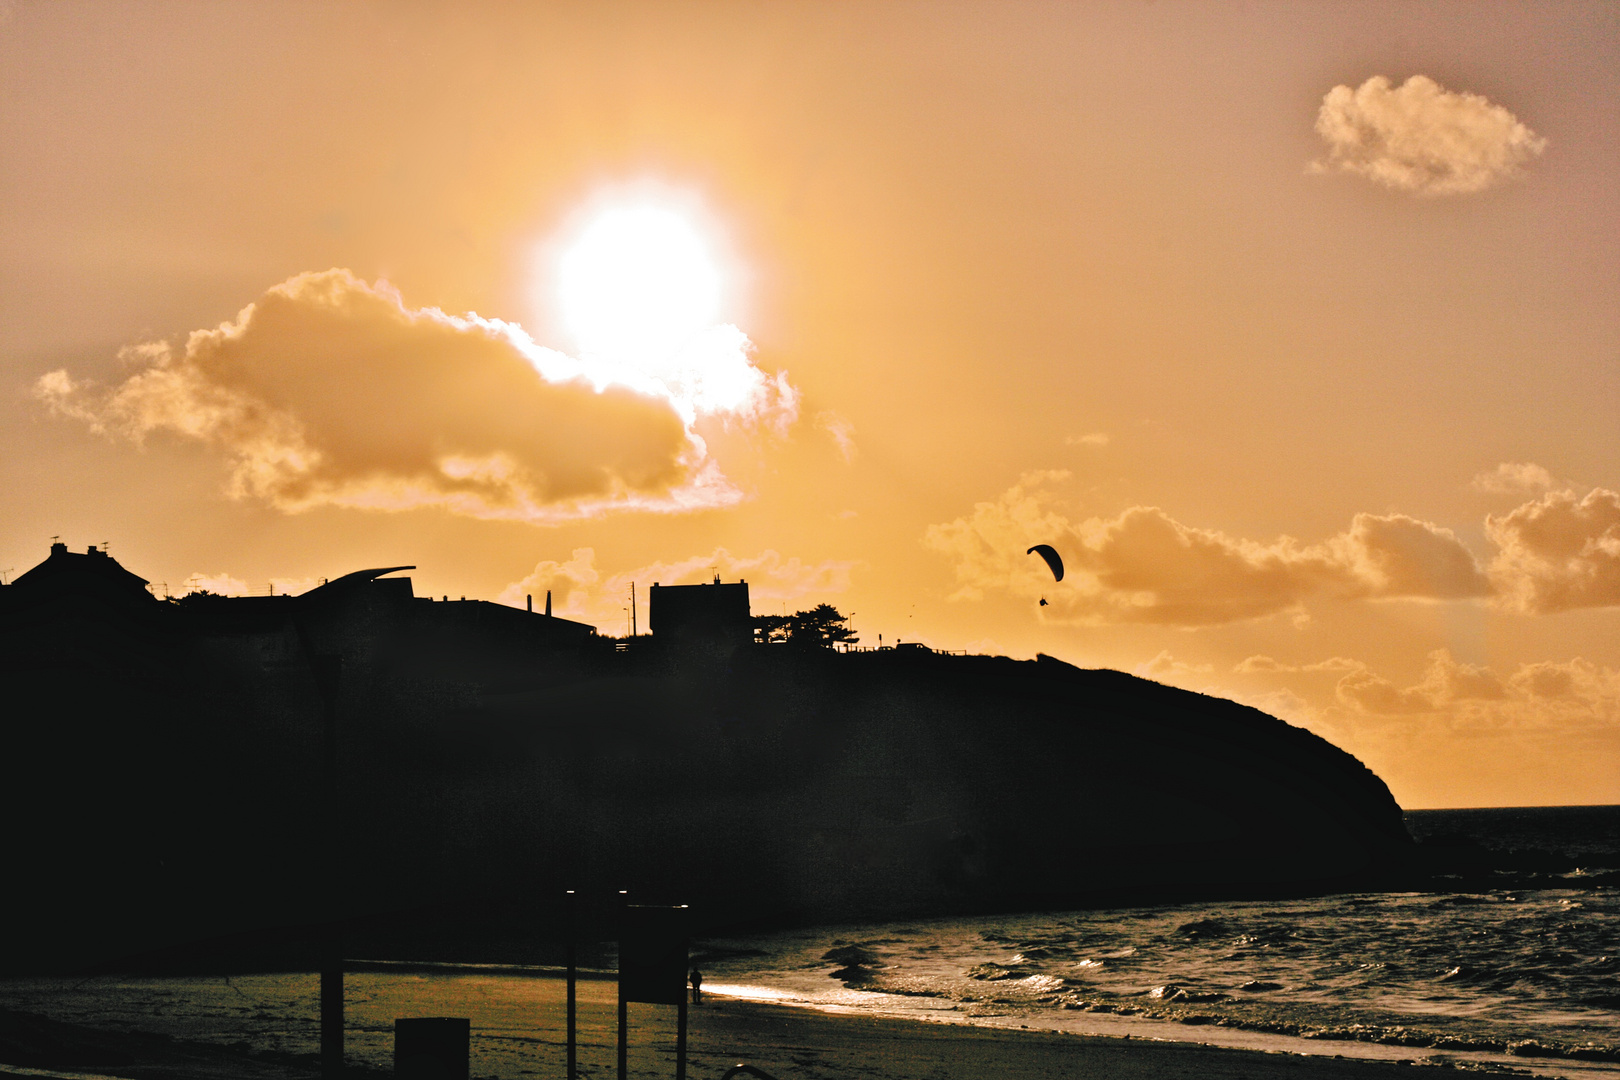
[{"x1": 3, "y1": 2, "x2": 1616, "y2": 808}]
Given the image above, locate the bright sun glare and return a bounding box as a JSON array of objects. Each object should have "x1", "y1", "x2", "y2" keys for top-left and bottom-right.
[{"x1": 555, "y1": 202, "x2": 724, "y2": 367}]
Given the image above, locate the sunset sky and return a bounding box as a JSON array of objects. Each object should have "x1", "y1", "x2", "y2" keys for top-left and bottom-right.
[{"x1": 3, "y1": 2, "x2": 1616, "y2": 809}]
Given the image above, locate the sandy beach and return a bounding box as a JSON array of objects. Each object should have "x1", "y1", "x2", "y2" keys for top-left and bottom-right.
[{"x1": 1, "y1": 973, "x2": 1468, "y2": 1080}]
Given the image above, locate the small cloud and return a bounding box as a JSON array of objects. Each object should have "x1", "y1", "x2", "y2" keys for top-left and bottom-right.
[
  {"x1": 834, "y1": 509, "x2": 858, "y2": 520},
  {"x1": 495, "y1": 548, "x2": 602, "y2": 618},
  {"x1": 1232, "y1": 687, "x2": 1319, "y2": 728},
  {"x1": 1304, "y1": 657, "x2": 1364, "y2": 673},
  {"x1": 816, "y1": 411, "x2": 857, "y2": 463},
  {"x1": 1487, "y1": 488, "x2": 1620, "y2": 614},
  {"x1": 1064, "y1": 432, "x2": 1109, "y2": 447},
  {"x1": 1236, "y1": 655, "x2": 1363, "y2": 674},
  {"x1": 185, "y1": 573, "x2": 252, "y2": 596},
  {"x1": 182, "y1": 572, "x2": 321, "y2": 597},
  {"x1": 1137, "y1": 650, "x2": 1214, "y2": 679},
  {"x1": 1471, "y1": 462, "x2": 1557, "y2": 494},
  {"x1": 499, "y1": 546, "x2": 858, "y2": 628},
  {"x1": 1311, "y1": 75, "x2": 1546, "y2": 195}
]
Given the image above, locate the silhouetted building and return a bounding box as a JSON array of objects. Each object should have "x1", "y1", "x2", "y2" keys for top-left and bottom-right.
[
  {"x1": 647, "y1": 576, "x2": 752, "y2": 648},
  {"x1": 9, "y1": 541, "x2": 157, "y2": 605}
]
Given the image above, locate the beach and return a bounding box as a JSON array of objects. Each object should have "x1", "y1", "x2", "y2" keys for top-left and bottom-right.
[{"x1": 0, "y1": 972, "x2": 1483, "y2": 1080}]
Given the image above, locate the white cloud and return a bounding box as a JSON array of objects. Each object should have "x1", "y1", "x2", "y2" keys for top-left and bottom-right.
[
  {"x1": 185, "y1": 573, "x2": 252, "y2": 597},
  {"x1": 1487, "y1": 488, "x2": 1620, "y2": 613},
  {"x1": 180, "y1": 572, "x2": 322, "y2": 597},
  {"x1": 1312, "y1": 75, "x2": 1546, "y2": 195},
  {"x1": 1234, "y1": 655, "x2": 1361, "y2": 674},
  {"x1": 816, "y1": 410, "x2": 858, "y2": 463},
  {"x1": 1137, "y1": 651, "x2": 1214, "y2": 679},
  {"x1": 1064, "y1": 432, "x2": 1109, "y2": 447},
  {"x1": 1471, "y1": 462, "x2": 1557, "y2": 494},
  {"x1": 37, "y1": 270, "x2": 799, "y2": 524}
]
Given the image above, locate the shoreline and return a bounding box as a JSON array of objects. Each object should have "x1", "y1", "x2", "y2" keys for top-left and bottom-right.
[{"x1": 0, "y1": 973, "x2": 1515, "y2": 1080}]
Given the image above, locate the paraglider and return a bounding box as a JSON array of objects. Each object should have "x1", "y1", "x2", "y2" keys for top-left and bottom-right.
[{"x1": 1026, "y1": 544, "x2": 1064, "y2": 582}]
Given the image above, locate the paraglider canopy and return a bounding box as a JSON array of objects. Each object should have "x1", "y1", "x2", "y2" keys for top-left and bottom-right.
[{"x1": 1027, "y1": 544, "x2": 1064, "y2": 582}]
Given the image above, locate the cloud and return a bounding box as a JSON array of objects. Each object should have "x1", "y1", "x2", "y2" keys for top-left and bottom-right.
[
  {"x1": 185, "y1": 573, "x2": 252, "y2": 597},
  {"x1": 499, "y1": 546, "x2": 857, "y2": 629},
  {"x1": 1471, "y1": 462, "x2": 1557, "y2": 494},
  {"x1": 1336, "y1": 650, "x2": 1619, "y2": 732},
  {"x1": 1064, "y1": 432, "x2": 1109, "y2": 447},
  {"x1": 1137, "y1": 651, "x2": 1214, "y2": 679},
  {"x1": 924, "y1": 473, "x2": 1488, "y2": 627},
  {"x1": 1487, "y1": 488, "x2": 1620, "y2": 613},
  {"x1": 1234, "y1": 655, "x2": 1361, "y2": 674},
  {"x1": 180, "y1": 572, "x2": 322, "y2": 597},
  {"x1": 1312, "y1": 75, "x2": 1546, "y2": 195},
  {"x1": 37, "y1": 270, "x2": 798, "y2": 523},
  {"x1": 816, "y1": 410, "x2": 858, "y2": 463},
  {"x1": 1335, "y1": 650, "x2": 1505, "y2": 715}
]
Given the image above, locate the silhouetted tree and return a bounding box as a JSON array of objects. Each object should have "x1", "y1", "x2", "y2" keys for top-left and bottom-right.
[
  {"x1": 755, "y1": 604, "x2": 858, "y2": 647},
  {"x1": 755, "y1": 613, "x2": 790, "y2": 644},
  {"x1": 787, "y1": 604, "x2": 858, "y2": 648}
]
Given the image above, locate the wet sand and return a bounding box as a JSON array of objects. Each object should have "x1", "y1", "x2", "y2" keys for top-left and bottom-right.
[
  {"x1": 682, "y1": 996, "x2": 1460, "y2": 1080},
  {"x1": 2, "y1": 973, "x2": 1462, "y2": 1080}
]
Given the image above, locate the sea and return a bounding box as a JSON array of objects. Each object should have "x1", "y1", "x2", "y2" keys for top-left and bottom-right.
[
  {"x1": 2, "y1": 806, "x2": 1615, "y2": 1078},
  {"x1": 698, "y1": 806, "x2": 1619, "y2": 1078}
]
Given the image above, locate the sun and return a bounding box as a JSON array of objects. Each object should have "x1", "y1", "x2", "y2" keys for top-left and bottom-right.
[{"x1": 553, "y1": 200, "x2": 725, "y2": 369}]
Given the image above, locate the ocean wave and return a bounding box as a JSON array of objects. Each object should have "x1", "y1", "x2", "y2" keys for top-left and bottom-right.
[{"x1": 702, "y1": 826, "x2": 1620, "y2": 1073}]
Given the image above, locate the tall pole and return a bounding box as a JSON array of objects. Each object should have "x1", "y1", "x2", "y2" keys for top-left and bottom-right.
[
  {"x1": 630, "y1": 582, "x2": 636, "y2": 638},
  {"x1": 317, "y1": 655, "x2": 344, "y2": 1080},
  {"x1": 566, "y1": 891, "x2": 577, "y2": 1080},
  {"x1": 616, "y1": 891, "x2": 628, "y2": 1080},
  {"x1": 675, "y1": 985, "x2": 687, "y2": 1080}
]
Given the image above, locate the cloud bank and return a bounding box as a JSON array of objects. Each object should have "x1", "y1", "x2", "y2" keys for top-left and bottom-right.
[
  {"x1": 1312, "y1": 75, "x2": 1546, "y2": 195},
  {"x1": 927, "y1": 474, "x2": 1620, "y2": 626},
  {"x1": 38, "y1": 270, "x2": 798, "y2": 523},
  {"x1": 924, "y1": 472, "x2": 1489, "y2": 626},
  {"x1": 1333, "y1": 650, "x2": 1620, "y2": 732}
]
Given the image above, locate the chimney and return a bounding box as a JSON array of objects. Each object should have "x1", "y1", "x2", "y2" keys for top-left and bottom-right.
[
  {"x1": 544, "y1": 590, "x2": 552, "y2": 617},
  {"x1": 527, "y1": 593, "x2": 533, "y2": 613}
]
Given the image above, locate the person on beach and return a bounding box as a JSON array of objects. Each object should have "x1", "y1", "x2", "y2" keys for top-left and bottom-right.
[{"x1": 689, "y1": 967, "x2": 703, "y2": 1004}]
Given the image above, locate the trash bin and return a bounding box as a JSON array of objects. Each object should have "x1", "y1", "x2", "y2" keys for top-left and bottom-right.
[{"x1": 394, "y1": 1017, "x2": 469, "y2": 1080}]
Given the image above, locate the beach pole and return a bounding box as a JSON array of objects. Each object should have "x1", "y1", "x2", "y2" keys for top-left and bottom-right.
[
  {"x1": 676, "y1": 988, "x2": 687, "y2": 1080},
  {"x1": 566, "y1": 890, "x2": 576, "y2": 1080},
  {"x1": 317, "y1": 654, "x2": 344, "y2": 1079},
  {"x1": 617, "y1": 891, "x2": 628, "y2": 1080}
]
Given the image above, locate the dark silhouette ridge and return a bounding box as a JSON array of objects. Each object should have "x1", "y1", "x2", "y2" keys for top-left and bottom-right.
[{"x1": 0, "y1": 542, "x2": 1415, "y2": 974}]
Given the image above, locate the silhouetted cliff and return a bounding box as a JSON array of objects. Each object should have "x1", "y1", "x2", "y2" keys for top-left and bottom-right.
[{"x1": 0, "y1": 551, "x2": 1412, "y2": 972}]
